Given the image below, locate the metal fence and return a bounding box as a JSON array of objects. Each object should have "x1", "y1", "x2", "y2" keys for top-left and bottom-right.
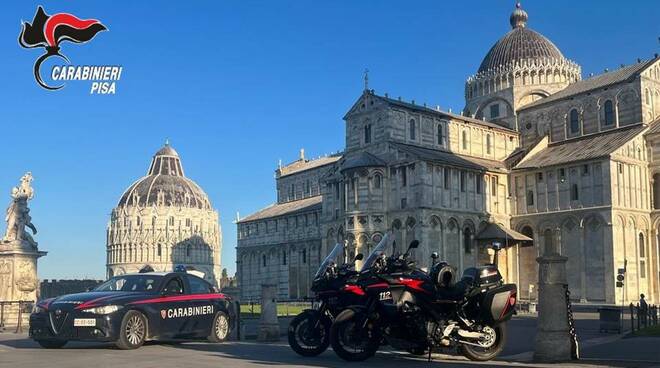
[
  {"x1": 629, "y1": 303, "x2": 659, "y2": 332},
  {"x1": 239, "y1": 299, "x2": 313, "y2": 318},
  {"x1": 0, "y1": 301, "x2": 34, "y2": 333}
]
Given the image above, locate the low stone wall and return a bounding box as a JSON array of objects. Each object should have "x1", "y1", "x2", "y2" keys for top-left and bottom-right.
[{"x1": 40, "y1": 279, "x2": 103, "y2": 299}]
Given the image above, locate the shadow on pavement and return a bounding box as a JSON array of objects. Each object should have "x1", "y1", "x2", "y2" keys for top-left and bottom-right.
[{"x1": 166, "y1": 340, "x2": 657, "y2": 368}]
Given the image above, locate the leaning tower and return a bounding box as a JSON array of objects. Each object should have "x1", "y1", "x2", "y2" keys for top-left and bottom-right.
[{"x1": 106, "y1": 143, "x2": 222, "y2": 286}]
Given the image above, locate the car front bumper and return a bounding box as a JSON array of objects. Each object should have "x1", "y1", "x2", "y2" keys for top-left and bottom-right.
[{"x1": 29, "y1": 310, "x2": 122, "y2": 342}]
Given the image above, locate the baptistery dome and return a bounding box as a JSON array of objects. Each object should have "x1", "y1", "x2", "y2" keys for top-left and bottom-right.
[
  {"x1": 117, "y1": 143, "x2": 212, "y2": 210},
  {"x1": 106, "y1": 143, "x2": 222, "y2": 286}
]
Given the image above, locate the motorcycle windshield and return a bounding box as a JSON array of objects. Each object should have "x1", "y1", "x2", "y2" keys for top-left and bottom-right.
[
  {"x1": 314, "y1": 243, "x2": 343, "y2": 278},
  {"x1": 360, "y1": 233, "x2": 394, "y2": 272}
]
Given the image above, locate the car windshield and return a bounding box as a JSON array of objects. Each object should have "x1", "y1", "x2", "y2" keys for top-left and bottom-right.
[
  {"x1": 315, "y1": 243, "x2": 343, "y2": 278},
  {"x1": 360, "y1": 233, "x2": 394, "y2": 272},
  {"x1": 94, "y1": 275, "x2": 163, "y2": 292}
]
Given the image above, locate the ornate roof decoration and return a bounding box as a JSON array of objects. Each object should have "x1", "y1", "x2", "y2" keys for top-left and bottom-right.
[{"x1": 117, "y1": 143, "x2": 212, "y2": 210}]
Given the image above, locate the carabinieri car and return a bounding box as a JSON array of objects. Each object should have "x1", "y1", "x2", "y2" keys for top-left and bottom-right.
[{"x1": 29, "y1": 271, "x2": 234, "y2": 349}]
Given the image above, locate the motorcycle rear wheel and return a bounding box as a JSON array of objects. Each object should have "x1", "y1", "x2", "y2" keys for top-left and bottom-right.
[
  {"x1": 459, "y1": 323, "x2": 507, "y2": 361},
  {"x1": 287, "y1": 310, "x2": 331, "y2": 357},
  {"x1": 329, "y1": 311, "x2": 379, "y2": 361}
]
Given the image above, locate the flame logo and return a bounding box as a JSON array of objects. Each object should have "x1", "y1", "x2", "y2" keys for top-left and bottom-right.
[{"x1": 19, "y1": 6, "x2": 107, "y2": 90}]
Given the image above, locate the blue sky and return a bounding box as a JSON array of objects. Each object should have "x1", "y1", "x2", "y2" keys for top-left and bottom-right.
[{"x1": 1, "y1": 1, "x2": 658, "y2": 280}]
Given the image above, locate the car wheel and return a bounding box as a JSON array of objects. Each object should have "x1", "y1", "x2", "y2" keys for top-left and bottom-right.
[
  {"x1": 36, "y1": 339, "x2": 67, "y2": 349},
  {"x1": 208, "y1": 311, "x2": 230, "y2": 343},
  {"x1": 116, "y1": 310, "x2": 147, "y2": 350}
]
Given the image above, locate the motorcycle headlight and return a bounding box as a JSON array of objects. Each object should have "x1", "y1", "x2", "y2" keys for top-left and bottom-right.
[{"x1": 83, "y1": 305, "x2": 122, "y2": 314}]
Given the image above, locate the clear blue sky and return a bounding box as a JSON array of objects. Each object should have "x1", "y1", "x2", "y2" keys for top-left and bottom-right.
[{"x1": 1, "y1": 1, "x2": 658, "y2": 280}]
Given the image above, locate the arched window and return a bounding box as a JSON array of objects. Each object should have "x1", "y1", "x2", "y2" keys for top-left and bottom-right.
[
  {"x1": 486, "y1": 134, "x2": 492, "y2": 154},
  {"x1": 374, "y1": 174, "x2": 382, "y2": 189},
  {"x1": 409, "y1": 119, "x2": 416, "y2": 140},
  {"x1": 463, "y1": 227, "x2": 472, "y2": 254},
  {"x1": 437, "y1": 124, "x2": 443, "y2": 145},
  {"x1": 364, "y1": 123, "x2": 372, "y2": 144},
  {"x1": 282, "y1": 250, "x2": 287, "y2": 265},
  {"x1": 569, "y1": 109, "x2": 580, "y2": 134},
  {"x1": 157, "y1": 244, "x2": 162, "y2": 257},
  {"x1": 301, "y1": 249, "x2": 307, "y2": 264},
  {"x1": 262, "y1": 254, "x2": 267, "y2": 267},
  {"x1": 462, "y1": 130, "x2": 468, "y2": 150},
  {"x1": 646, "y1": 89, "x2": 652, "y2": 105},
  {"x1": 603, "y1": 100, "x2": 614, "y2": 126}
]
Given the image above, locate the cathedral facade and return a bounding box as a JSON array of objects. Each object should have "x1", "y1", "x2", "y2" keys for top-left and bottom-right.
[
  {"x1": 237, "y1": 3, "x2": 660, "y2": 304},
  {"x1": 106, "y1": 144, "x2": 223, "y2": 286}
]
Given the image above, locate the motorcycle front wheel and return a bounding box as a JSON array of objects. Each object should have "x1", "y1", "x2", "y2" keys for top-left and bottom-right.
[
  {"x1": 329, "y1": 310, "x2": 379, "y2": 362},
  {"x1": 287, "y1": 310, "x2": 331, "y2": 357},
  {"x1": 459, "y1": 323, "x2": 507, "y2": 361}
]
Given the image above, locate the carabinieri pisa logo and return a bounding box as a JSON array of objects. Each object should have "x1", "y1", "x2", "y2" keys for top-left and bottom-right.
[{"x1": 18, "y1": 6, "x2": 122, "y2": 94}]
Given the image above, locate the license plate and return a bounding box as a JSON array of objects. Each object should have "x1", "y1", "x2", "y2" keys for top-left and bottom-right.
[{"x1": 74, "y1": 318, "x2": 96, "y2": 327}]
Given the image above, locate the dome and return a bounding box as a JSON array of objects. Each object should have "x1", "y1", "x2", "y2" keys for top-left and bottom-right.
[
  {"x1": 117, "y1": 144, "x2": 212, "y2": 210},
  {"x1": 477, "y1": 2, "x2": 566, "y2": 74}
]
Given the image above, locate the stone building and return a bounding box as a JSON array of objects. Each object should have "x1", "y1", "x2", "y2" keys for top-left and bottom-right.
[
  {"x1": 106, "y1": 143, "x2": 223, "y2": 286},
  {"x1": 237, "y1": 3, "x2": 660, "y2": 304}
]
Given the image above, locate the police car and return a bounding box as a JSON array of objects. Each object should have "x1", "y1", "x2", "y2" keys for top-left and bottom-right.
[{"x1": 29, "y1": 271, "x2": 234, "y2": 349}]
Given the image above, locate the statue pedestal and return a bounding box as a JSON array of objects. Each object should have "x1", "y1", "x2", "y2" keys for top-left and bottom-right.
[
  {"x1": 257, "y1": 284, "x2": 279, "y2": 342},
  {"x1": 533, "y1": 254, "x2": 572, "y2": 362},
  {"x1": 0, "y1": 241, "x2": 46, "y2": 306}
]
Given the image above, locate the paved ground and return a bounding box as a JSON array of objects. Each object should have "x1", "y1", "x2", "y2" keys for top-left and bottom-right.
[{"x1": 0, "y1": 314, "x2": 657, "y2": 368}]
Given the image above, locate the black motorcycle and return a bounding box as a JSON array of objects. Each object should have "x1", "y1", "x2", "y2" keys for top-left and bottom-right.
[
  {"x1": 287, "y1": 243, "x2": 365, "y2": 356},
  {"x1": 330, "y1": 233, "x2": 517, "y2": 362}
]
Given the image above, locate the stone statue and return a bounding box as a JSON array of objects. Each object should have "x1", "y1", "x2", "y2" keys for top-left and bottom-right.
[{"x1": 2, "y1": 172, "x2": 38, "y2": 247}]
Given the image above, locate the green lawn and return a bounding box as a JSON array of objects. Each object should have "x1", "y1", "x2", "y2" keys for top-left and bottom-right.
[
  {"x1": 239, "y1": 303, "x2": 308, "y2": 318},
  {"x1": 633, "y1": 324, "x2": 660, "y2": 337}
]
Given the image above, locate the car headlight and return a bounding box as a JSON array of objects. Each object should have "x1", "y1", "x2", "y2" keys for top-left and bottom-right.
[
  {"x1": 33, "y1": 305, "x2": 47, "y2": 313},
  {"x1": 82, "y1": 305, "x2": 122, "y2": 314}
]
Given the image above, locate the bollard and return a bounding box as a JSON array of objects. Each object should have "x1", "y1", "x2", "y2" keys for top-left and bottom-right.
[
  {"x1": 257, "y1": 284, "x2": 279, "y2": 342},
  {"x1": 234, "y1": 300, "x2": 241, "y2": 341},
  {"x1": 0, "y1": 302, "x2": 5, "y2": 331},
  {"x1": 629, "y1": 303, "x2": 635, "y2": 332},
  {"x1": 14, "y1": 301, "x2": 23, "y2": 334},
  {"x1": 533, "y1": 254, "x2": 574, "y2": 362}
]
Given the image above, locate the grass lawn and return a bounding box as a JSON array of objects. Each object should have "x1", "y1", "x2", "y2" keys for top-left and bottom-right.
[
  {"x1": 239, "y1": 303, "x2": 308, "y2": 318},
  {"x1": 633, "y1": 324, "x2": 660, "y2": 337}
]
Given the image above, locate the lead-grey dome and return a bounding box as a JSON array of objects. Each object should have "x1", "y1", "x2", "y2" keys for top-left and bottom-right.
[
  {"x1": 477, "y1": 3, "x2": 566, "y2": 74},
  {"x1": 117, "y1": 144, "x2": 211, "y2": 209}
]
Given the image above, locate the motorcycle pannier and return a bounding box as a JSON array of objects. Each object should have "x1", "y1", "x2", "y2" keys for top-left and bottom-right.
[{"x1": 481, "y1": 283, "x2": 517, "y2": 323}]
